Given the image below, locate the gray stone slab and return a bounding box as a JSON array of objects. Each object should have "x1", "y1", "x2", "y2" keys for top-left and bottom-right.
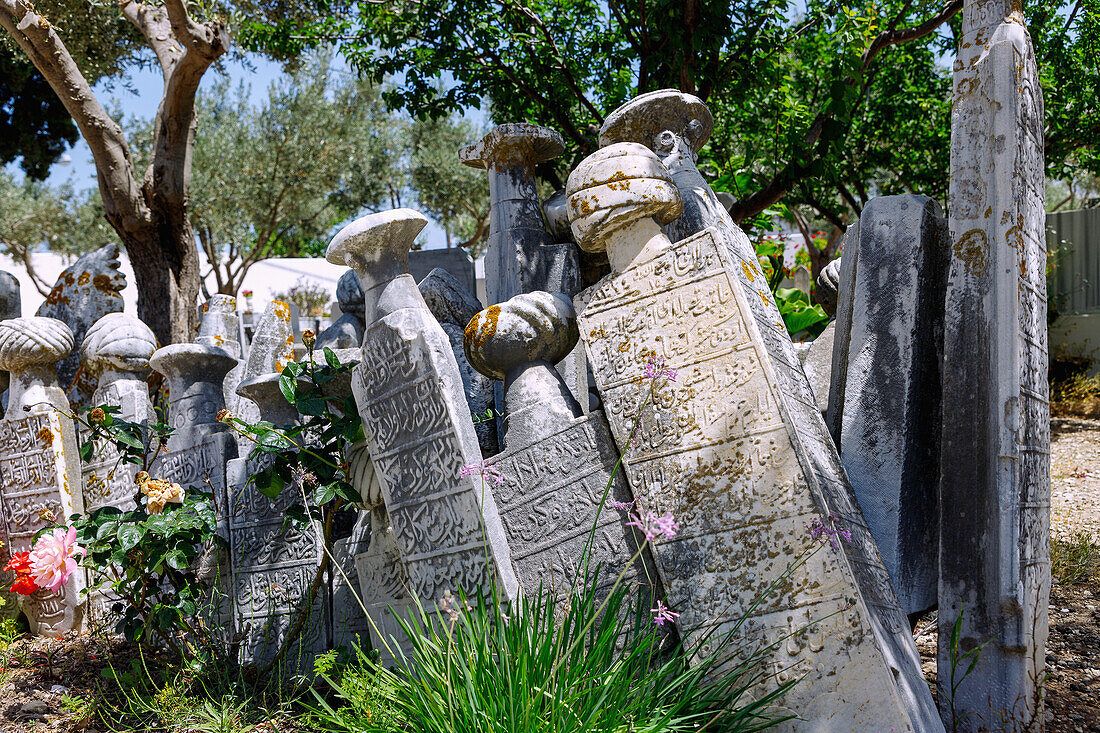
[
  {"x1": 799, "y1": 321, "x2": 834, "y2": 416},
  {"x1": 409, "y1": 249, "x2": 477, "y2": 297},
  {"x1": 825, "y1": 195, "x2": 949, "y2": 619},
  {"x1": 316, "y1": 271, "x2": 366, "y2": 350},
  {"x1": 939, "y1": 1, "x2": 1050, "y2": 727}
]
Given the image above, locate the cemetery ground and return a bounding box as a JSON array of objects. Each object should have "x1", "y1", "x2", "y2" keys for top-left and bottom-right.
[{"x1": 0, "y1": 417, "x2": 1092, "y2": 732}]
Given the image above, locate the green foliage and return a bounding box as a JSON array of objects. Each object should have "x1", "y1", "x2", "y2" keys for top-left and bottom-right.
[
  {"x1": 752, "y1": 235, "x2": 829, "y2": 337},
  {"x1": 1051, "y1": 531, "x2": 1100, "y2": 585},
  {"x1": 70, "y1": 406, "x2": 223, "y2": 652},
  {"x1": 941, "y1": 613, "x2": 992, "y2": 733},
  {"x1": 272, "y1": 277, "x2": 333, "y2": 316},
  {"x1": 0, "y1": 55, "x2": 78, "y2": 179}
]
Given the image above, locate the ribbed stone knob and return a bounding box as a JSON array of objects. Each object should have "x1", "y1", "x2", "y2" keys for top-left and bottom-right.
[
  {"x1": 81, "y1": 313, "x2": 157, "y2": 376},
  {"x1": 0, "y1": 317, "x2": 73, "y2": 372},
  {"x1": 464, "y1": 292, "x2": 578, "y2": 382}
]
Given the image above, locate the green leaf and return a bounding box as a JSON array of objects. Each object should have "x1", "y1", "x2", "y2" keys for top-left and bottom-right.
[
  {"x1": 117, "y1": 524, "x2": 145, "y2": 551},
  {"x1": 297, "y1": 396, "x2": 326, "y2": 416},
  {"x1": 279, "y1": 372, "x2": 298, "y2": 404},
  {"x1": 256, "y1": 469, "x2": 286, "y2": 500},
  {"x1": 323, "y1": 346, "x2": 340, "y2": 368}
]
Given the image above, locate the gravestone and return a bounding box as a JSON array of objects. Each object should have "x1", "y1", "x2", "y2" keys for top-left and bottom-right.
[
  {"x1": 465, "y1": 291, "x2": 659, "y2": 602},
  {"x1": 798, "y1": 322, "x2": 834, "y2": 416},
  {"x1": 940, "y1": 0, "x2": 1049, "y2": 727},
  {"x1": 36, "y1": 244, "x2": 127, "y2": 408},
  {"x1": 80, "y1": 313, "x2": 158, "y2": 513},
  {"x1": 0, "y1": 317, "x2": 84, "y2": 636},
  {"x1": 0, "y1": 271, "x2": 21, "y2": 399},
  {"x1": 567, "y1": 142, "x2": 942, "y2": 731},
  {"x1": 329, "y1": 209, "x2": 518, "y2": 654},
  {"x1": 316, "y1": 271, "x2": 366, "y2": 350},
  {"x1": 418, "y1": 268, "x2": 498, "y2": 456},
  {"x1": 826, "y1": 195, "x2": 949, "y2": 619}
]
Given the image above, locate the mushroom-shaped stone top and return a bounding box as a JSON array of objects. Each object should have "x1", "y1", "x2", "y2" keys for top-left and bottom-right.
[
  {"x1": 81, "y1": 313, "x2": 157, "y2": 374},
  {"x1": 464, "y1": 291, "x2": 578, "y2": 381},
  {"x1": 460, "y1": 123, "x2": 564, "y2": 171},
  {"x1": 336, "y1": 270, "x2": 365, "y2": 315},
  {"x1": 419, "y1": 268, "x2": 482, "y2": 328},
  {"x1": 566, "y1": 142, "x2": 682, "y2": 253},
  {"x1": 326, "y1": 209, "x2": 428, "y2": 291},
  {"x1": 598, "y1": 89, "x2": 713, "y2": 154},
  {"x1": 0, "y1": 317, "x2": 74, "y2": 372}
]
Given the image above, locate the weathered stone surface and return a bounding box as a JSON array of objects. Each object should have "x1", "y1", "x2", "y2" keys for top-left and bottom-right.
[
  {"x1": 815, "y1": 258, "x2": 841, "y2": 317},
  {"x1": 939, "y1": 2, "x2": 1049, "y2": 727},
  {"x1": 799, "y1": 321, "x2": 834, "y2": 416},
  {"x1": 80, "y1": 313, "x2": 157, "y2": 512},
  {"x1": 466, "y1": 291, "x2": 658, "y2": 603},
  {"x1": 418, "y1": 268, "x2": 498, "y2": 456},
  {"x1": 330, "y1": 209, "x2": 518, "y2": 651},
  {"x1": 568, "y1": 140, "x2": 942, "y2": 731},
  {"x1": 0, "y1": 271, "x2": 20, "y2": 320},
  {"x1": 36, "y1": 244, "x2": 126, "y2": 407},
  {"x1": 353, "y1": 506, "x2": 413, "y2": 664},
  {"x1": 0, "y1": 317, "x2": 84, "y2": 636},
  {"x1": 825, "y1": 195, "x2": 949, "y2": 619},
  {"x1": 316, "y1": 271, "x2": 366, "y2": 350},
  {"x1": 236, "y1": 301, "x2": 297, "y2": 428}
]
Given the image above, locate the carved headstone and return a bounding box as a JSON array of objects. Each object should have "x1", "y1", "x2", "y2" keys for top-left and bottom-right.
[
  {"x1": 418, "y1": 268, "x2": 498, "y2": 456},
  {"x1": 36, "y1": 244, "x2": 126, "y2": 407},
  {"x1": 317, "y1": 271, "x2": 366, "y2": 350},
  {"x1": 568, "y1": 143, "x2": 942, "y2": 731},
  {"x1": 798, "y1": 322, "x2": 834, "y2": 416},
  {"x1": 825, "y1": 196, "x2": 949, "y2": 619},
  {"x1": 330, "y1": 209, "x2": 518, "y2": 654},
  {"x1": 0, "y1": 317, "x2": 84, "y2": 636},
  {"x1": 0, "y1": 271, "x2": 21, "y2": 400},
  {"x1": 940, "y1": 1, "x2": 1049, "y2": 726}
]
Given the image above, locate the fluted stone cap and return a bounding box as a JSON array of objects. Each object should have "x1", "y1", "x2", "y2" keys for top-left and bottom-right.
[
  {"x1": 149, "y1": 343, "x2": 238, "y2": 382},
  {"x1": 0, "y1": 317, "x2": 74, "y2": 372},
  {"x1": 326, "y1": 209, "x2": 428, "y2": 290},
  {"x1": 599, "y1": 89, "x2": 713, "y2": 153},
  {"x1": 464, "y1": 291, "x2": 578, "y2": 381},
  {"x1": 81, "y1": 313, "x2": 157, "y2": 375},
  {"x1": 336, "y1": 270, "x2": 365, "y2": 315},
  {"x1": 460, "y1": 123, "x2": 564, "y2": 171},
  {"x1": 419, "y1": 268, "x2": 482, "y2": 328},
  {"x1": 566, "y1": 143, "x2": 682, "y2": 253}
]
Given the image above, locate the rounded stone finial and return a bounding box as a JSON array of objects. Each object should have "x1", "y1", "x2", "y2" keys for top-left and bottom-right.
[
  {"x1": 336, "y1": 270, "x2": 365, "y2": 315},
  {"x1": 816, "y1": 258, "x2": 842, "y2": 309},
  {"x1": 566, "y1": 143, "x2": 682, "y2": 253},
  {"x1": 459, "y1": 123, "x2": 565, "y2": 170},
  {"x1": 326, "y1": 209, "x2": 428, "y2": 287},
  {"x1": 0, "y1": 317, "x2": 74, "y2": 372},
  {"x1": 542, "y1": 189, "x2": 573, "y2": 243},
  {"x1": 464, "y1": 291, "x2": 578, "y2": 381},
  {"x1": 598, "y1": 89, "x2": 713, "y2": 154},
  {"x1": 81, "y1": 313, "x2": 158, "y2": 375}
]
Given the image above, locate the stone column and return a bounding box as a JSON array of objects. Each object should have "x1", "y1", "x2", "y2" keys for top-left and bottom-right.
[
  {"x1": 568, "y1": 143, "x2": 942, "y2": 731},
  {"x1": 825, "y1": 195, "x2": 950, "y2": 620},
  {"x1": 465, "y1": 291, "x2": 660, "y2": 603},
  {"x1": 0, "y1": 317, "x2": 84, "y2": 636},
  {"x1": 80, "y1": 313, "x2": 158, "y2": 512},
  {"x1": 328, "y1": 209, "x2": 518, "y2": 635},
  {"x1": 939, "y1": 1, "x2": 1049, "y2": 727}
]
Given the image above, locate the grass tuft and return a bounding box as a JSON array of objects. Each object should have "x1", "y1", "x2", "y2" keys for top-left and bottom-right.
[{"x1": 1051, "y1": 531, "x2": 1100, "y2": 585}]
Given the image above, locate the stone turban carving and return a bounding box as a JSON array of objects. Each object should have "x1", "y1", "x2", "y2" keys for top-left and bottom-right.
[
  {"x1": 816, "y1": 257, "x2": 842, "y2": 309},
  {"x1": 81, "y1": 313, "x2": 158, "y2": 374},
  {"x1": 566, "y1": 142, "x2": 682, "y2": 254},
  {"x1": 336, "y1": 270, "x2": 365, "y2": 315},
  {"x1": 0, "y1": 317, "x2": 74, "y2": 372},
  {"x1": 464, "y1": 291, "x2": 578, "y2": 382}
]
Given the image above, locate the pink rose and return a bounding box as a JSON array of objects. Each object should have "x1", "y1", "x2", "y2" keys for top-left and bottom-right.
[{"x1": 29, "y1": 526, "x2": 86, "y2": 593}]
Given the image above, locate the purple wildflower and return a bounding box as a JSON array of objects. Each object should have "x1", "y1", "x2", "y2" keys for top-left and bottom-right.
[
  {"x1": 807, "y1": 514, "x2": 852, "y2": 549},
  {"x1": 608, "y1": 498, "x2": 637, "y2": 511},
  {"x1": 290, "y1": 462, "x2": 319, "y2": 489},
  {"x1": 627, "y1": 510, "x2": 679, "y2": 542},
  {"x1": 651, "y1": 600, "x2": 680, "y2": 627},
  {"x1": 460, "y1": 460, "x2": 505, "y2": 486},
  {"x1": 643, "y1": 355, "x2": 677, "y2": 383}
]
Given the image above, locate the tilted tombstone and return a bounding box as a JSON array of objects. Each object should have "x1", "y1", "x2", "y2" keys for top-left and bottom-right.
[
  {"x1": 418, "y1": 268, "x2": 498, "y2": 456},
  {"x1": 465, "y1": 291, "x2": 660, "y2": 603},
  {"x1": 79, "y1": 313, "x2": 158, "y2": 513},
  {"x1": 567, "y1": 143, "x2": 942, "y2": 730},
  {"x1": 36, "y1": 244, "x2": 126, "y2": 408},
  {"x1": 0, "y1": 272, "x2": 21, "y2": 618},
  {"x1": 825, "y1": 196, "x2": 949, "y2": 620},
  {"x1": 328, "y1": 209, "x2": 518, "y2": 655},
  {"x1": 316, "y1": 271, "x2": 366, "y2": 350},
  {"x1": 0, "y1": 317, "x2": 85, "y2": 636},
  {"x1": 940, "y1": 0, "x2": 1050, "y2": 726}
]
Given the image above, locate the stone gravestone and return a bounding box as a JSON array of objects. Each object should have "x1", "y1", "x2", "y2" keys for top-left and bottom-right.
[
  {"x1": 465, "y1": 291, "x2": 659, "y2": 603},
  {"x1": 36, "y1": 244, "x2": 127, "y2": 408},
  {"x1": 940, "y1": 1, "x2": 1049, "y2": 727},
  {"x1": 316, "y1": 271, "x2": 366, "y2": 350},
  {"x1": 825, "y1": 195, "x2": 949, "y2": 620},
  {"x1": 329, "y1": 209, "x2": 518, "y2": 658},
  {"x1": 0, "y1": 271, "x2": 21, "y2": 399},
  {"x1": 0, "y1": 317, "x2": 85, "y2": 636},
  {"x1": 567, "y1": 142, "x2": 942, "y2": 730},
  {"x1": 418, "y1": 267, "x2": 498, "y2": 456}
]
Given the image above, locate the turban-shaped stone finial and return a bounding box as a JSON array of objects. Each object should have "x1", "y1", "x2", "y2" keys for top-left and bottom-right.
[
  {"x1": 0, "y1": 317, "x2": 74, "y2": 372},
  {"x1": 81, "y1": 313, "x2": 157, "y2": 375},
  {"x1": 566, "y1": 143, "x2": 682, "y2": 255},
  {"x1": 464, "y1": 292, "x2": 578, "y2": 382}
]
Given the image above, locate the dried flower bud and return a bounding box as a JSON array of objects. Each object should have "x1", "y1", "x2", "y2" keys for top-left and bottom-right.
[
  {"x1": 302, "y1": 329, "x2": 316, "y2": 347},
  {"x1": 89, "y1": 407, "x2": 106, "y2": 424},
  {"x1": 216, "y1": 409, "x2": 232, "y2": 423},
  {"x1": 135, "y1": 471, "x2": 150, "y2": 486},
  {"x1": 38, "y1": 508, "x2": 54, "y2": 523}
]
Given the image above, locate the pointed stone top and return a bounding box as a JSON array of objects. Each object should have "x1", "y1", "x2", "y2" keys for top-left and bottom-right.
[
  {"x1": 459, "y1": 123, "x2": 564, "y2": 170},
  {"x1": 566, "y1": 142, "x2": 682, "y2": 253},
  {"x1": 81, "y1": 313, "x2": 157, "y2": 374},
  {"x1": 196, "y1": 294, "x2": 240, "y2": 357},
  {"x1": 326, "y1": 209, "x2": 428, "y2": 288},
  {"x1": 0, "y1": 317, "x2": 74, "y2": 372},
  {"x1": 464, "y1": 291, "x2": 578, "y2": 381},
  {"x1": 598, "y1": 89, "x2": 713, "y2": 153},
  {"x1": 418, "y1": 267, "x2": 482, "y2": 328},
  {"x1": 242, "y1": 300, "x2": 295, "y2": 379}
]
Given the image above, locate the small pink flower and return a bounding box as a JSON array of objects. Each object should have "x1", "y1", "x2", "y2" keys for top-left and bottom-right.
[
  {"x1": 643, "y1": 355, "x2": 677, "y2": 383},
  {"x1": 29, "y1": 526, "x2": 85, "y2": 593},
  {"x1": 608, "y1": 498, "x2": 636, "y2": 511},
  {"x1": 627, "y1": 510, "x2": 679, "y2": 542},
  {"x1": 807, "y1": 514, "x2": 852, "y2": 549},
  {"x1": 651, "y1": 600, "x2": 680, "y2": 626},
  {"x1": 460, "y1": 461, "x2": 504, "y2": 486}
]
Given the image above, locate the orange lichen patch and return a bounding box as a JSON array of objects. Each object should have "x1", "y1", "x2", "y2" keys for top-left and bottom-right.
[
  {"x1": 214, "y1": 335, "x2": 225, "y2": 344},
  {"x1": 955, "y1": 228, "x2": 989, "y2": 274},
  {"x1": 92, "y1": 274, "x2": 118, "y2": 294},
  {"x1": 77, "y1": 272, "x2": 90, "y2": 286},
  {"x1": 286, "y1": 335, "x2": 294, "y2": 347},
  {"x1": 759, "y1": 291, "x2": 770, "y2": 306},
  {"x1": 464, "y1": 305, "x2": 501, "y2": 351},
  {"x1": 274, "y1": 302, "x2": 291, "y2": 321},
  {"x1": 984, "y1": 206, "x2": 993, "y2": 218},
  {"x1": 44, "y1": 285, "x2": 67, "y2": 305},
  {"x1": 618, "y1": 341, "x2": 631, "y2": 352},
  {"x1": 589, "y1": 327, "x2": 607, "y2": 340},
  {"x1": 275, "y1": 360, "x2": 284, "y2": 373},
  {"x1": 37, "y1": 427, "x2": 54, "y2": 447},
  {"x1": 741, "y1": 261, "x2": 756, "y2": 283}
]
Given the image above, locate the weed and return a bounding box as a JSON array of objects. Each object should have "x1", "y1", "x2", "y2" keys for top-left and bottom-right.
[
  {"x1": 940, "y1": 613, "x2": 991, "y2": 733},
  {"x1": 1051, "y1": 531, "x2": 1100, "y2": 585},
  {"x1": 1051, "y1": 369, "x2": 1100, "y2": 418}
]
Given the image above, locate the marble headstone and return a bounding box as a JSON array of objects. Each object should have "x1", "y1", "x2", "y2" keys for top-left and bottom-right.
[{"x1": 316, "y1": 271, "x2": 366, "y2": 350}]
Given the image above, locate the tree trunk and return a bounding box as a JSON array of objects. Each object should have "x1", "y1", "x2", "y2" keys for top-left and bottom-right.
[{"x1": 118, "y1": 219, "x2": 201, "y2": 346}]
